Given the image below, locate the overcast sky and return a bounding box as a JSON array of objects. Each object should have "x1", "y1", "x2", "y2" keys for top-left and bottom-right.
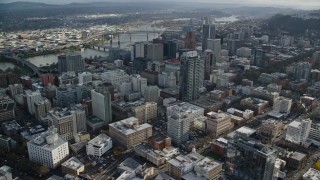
[{"x1": 1, "y1": 0, "x2": 320, "y2": 9}]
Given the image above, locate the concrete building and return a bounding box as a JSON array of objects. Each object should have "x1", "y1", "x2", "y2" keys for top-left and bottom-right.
[
  {"x1": 144, "y1": 86, "x2": 160, "y2": 103},
  {"x1": 27, "y1": 126, "x2": 69, "y2": 168},
  {"x1": 50, "y1": 106, "x2": 87, "y2": 141},
  {"x1": 158, "y1": 72, "x2": 176, "y2": 88},
  {"x1": 286, "y1": 119, "x2": 312, "y2": 145},
  {"x1": 148, "y1": 134, "x2": 172, "y2": 150},
  {"x1": 286, "y1": 62, "x2": 311, "y2": 81},
  {"x1": 202, "y1": 49, "x2": 214, "y2": 80},
  {"x1": 182, "y1": 157, "x2": 223, "y2": 180},
  {"x1": 207, "y1": 39, "x2": 221, "y2": 62},
  {"x1": 41, "y1": 74, "x2": 55, "y2": 87},
  {"x1": 78, "y1": 72, "x2": 92, "y2": 85},
  {"x1": 55, "y1": 86, "x2": 78, "y2": 108},
  {"x1": 202, "y1": 24, "x2": 216, "y2": 52},
  {"x1": 8, "y1": 84, "x2": 24, "y2": 97},
  {"x1": 146, "y1": 43, "x2": 164, "y2": 62},
  {"x1": 132, "y1": 102, "x2": 157, "y2": 123},
  {"x1": 100, "y1": 70, "x2": 130, "y2": 87},
  {"x1": 240, "y1": 97, "x2": 269, "y2": 115},
  {"x1": 0, "y1": 96, "x2": 15, "y2": 122},
  {"x1": 180, "y1": 51, "x2": 204, "y2": 101},
  {"x1": 252, "y1": 86, "x2": 279, "y2": 105},
  {"x1": 287, "y1": 151, "x2": 307, "y2": 169},
  {"x1": 0, "y1": 166, "x2": 12, "y2": 180},
  {"x1": 225, "y1": 136, "x2": 277, "y2": 180},
  {"x1": 167, "y1": 102, "x2": 204, "y2": 145},
  {"x1": 34, "y1": 98, "x2": 52, "y2": 120},
  {"x1": 267, "y1": 83, "x2": 282, "y2": 92},
  {"x1": 236, "y1": 47, "x2": 251, "y2": 58},
  {"x1": 131, "y1": 74, "x2": 147, "y2": 95},
  {"x1": 61, "y1": 157, "x2": 84, "y2": 176},
  {"x1": 58, "y1": 54, "x2": 84, "y2": 74},
  {"x1": 273, "y1": 96, "x2": 292, "y2": 114},
  {"x1": 258, "y1": 119, "x2": 285, "y2": 139},
  {"x1": 206, "y1": 111, "x2": 234, "y2": 138},
  {"x1": 109, "y1": 117, "x2": 152, "y2": 148},
  {"x1": 86, "y1": 134, "x2": 112, "y2": 157},
  {"x1": 26, "y1": 90, "x2": 42, "y2": 115},
  {"x1": 91, "y1": 88, "x2": 112, "y2": 124}
]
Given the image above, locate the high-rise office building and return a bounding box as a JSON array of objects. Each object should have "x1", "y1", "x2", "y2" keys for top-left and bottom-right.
[
  {"x1": 34, "y1": 98, "x2": 52, "y2": 120},
  {"x1": 225, "y1": 135, "x2": 277, "y2": 180},
  {"x1": 91, "y1": 88, "x2": 112, "y2": 124},
  {"x1": 167, "y1": 102, "x2": 204, "y2": 145},
  {"x1": 185, "y1": 31, "x2": 196, "y2": 50},
  {"x1": 50, "y1": 107, "x2": 86, "y2": 141},
  {"x1": 55, "y1": 86, "x2": 77, "y2": 108},
  {"x1": 202, "y1": 24, "x2": 216, "y2": 51},
  {"x1": 286, "y1": 119, "x2": 312, "y2": 145},
  {"x1": 180, "y1": 51, "x2": 204, "y2": 101},
  {"x1": 132, "y1": 102, "x2": 157, "y2": 123},
  {"x1": 207, "y1": 38, "x2": 221, "y2": 62},
  {"x1": 202, "y1": 49, "x2": 214, "y2": 80},
  {"x1": 131, "y1": 74, "x2": 148, "y2": 95},
  {"x1": 144, "y1": 86, "x2": 160, "y2": 103},
  {"x1": 164, "y1": 40, "x2": 177, "y2": 59},
  {"x1": 251, "y1": 48, "x2": 268, "y2": 67},
  {"x1": 145, "y1": 43, "x2": 164, "y2": 62},
  {"x1": 27, "y1": 126, "x2": 69, "y2": 168},
  {"x1": 26, "y1": 90, "x2": 42, "y2": 115},
  {"x1": 58, "y1": 54, "x2": 85, "y2": 74}
]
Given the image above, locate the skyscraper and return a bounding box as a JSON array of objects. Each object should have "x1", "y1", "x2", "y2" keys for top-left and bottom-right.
[
  {"x1": 167, "y1": 102, "x2": 204, "y2": 145},
  {"x1": 202, "y1": 24, "x2": 216, "y2": 52},
  {"x1": 26, "y1": 90, "x2": 42, "y2": 115},
  {"x1": 202, "y1": 49, "x2": 214, "y2": 80},
  {"x1": 184, "y1": 31, "x2": 196, "y2": 50},
  {"x1": 164, "y1": 40, "x2": 177, "y2": 59},
  {"x1": 91, "y1": 88, "x2": 112, "y2": 124},
  {"x1": 207, "y1": 38, "x2": 221, "y2": 62},
  {"x1": 180, "y1": 51, "x2": 204, "y2": 101},
  {"x1": 225, "y1": 135, "x2": 277, "y2": 180},
  {"x1": 58, "y1": 54, "x2": 85, "y2": 74}
]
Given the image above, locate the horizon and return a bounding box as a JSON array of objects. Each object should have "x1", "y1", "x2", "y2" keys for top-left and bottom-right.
[{"x1": 1, "y1": 0, "x2": 320, "y2": 10}]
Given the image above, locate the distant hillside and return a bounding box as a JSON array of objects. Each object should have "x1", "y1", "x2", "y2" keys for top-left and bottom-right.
[
  {"x1": 264, "y1": 14, "x2": 320, "y2": 34},
  {"x1": 222, "y1": 6, "x2": 298, "y2": 18}
]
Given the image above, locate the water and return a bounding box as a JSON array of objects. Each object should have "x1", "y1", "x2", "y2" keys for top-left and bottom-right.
[
  {"x1": 109, "y1": 32, "x2": 160, "y2": 49},
  {"x1": 0, "y1": 63, "x2": 15, "y2": 71},
  {"x1": 27, "y1": 49, "x2": 108, "y2": 67}
]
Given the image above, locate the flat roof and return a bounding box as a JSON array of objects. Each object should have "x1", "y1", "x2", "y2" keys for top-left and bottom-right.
[
  {"x1": 236, "y1": 126, "x2": 256, "y2": 136},
  {"x1": 109, "y1": 117, "x2": 152, "y2": 135},
  {"x1": 61, "y1": 157, "x2": 84, "y2": 170},
  {"x1": 88, "y1": 134, "x2": 111, "y2": 148}
]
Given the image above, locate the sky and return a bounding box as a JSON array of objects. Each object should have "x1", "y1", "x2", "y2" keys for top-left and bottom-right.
[{"x1": 1, "y1": 0, "x2": 320, "y2": 9}]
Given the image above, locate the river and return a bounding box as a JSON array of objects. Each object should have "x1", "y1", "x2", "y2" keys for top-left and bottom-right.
[{"x1": 27, "y1": 49, "x2": 109, "y2": 67}]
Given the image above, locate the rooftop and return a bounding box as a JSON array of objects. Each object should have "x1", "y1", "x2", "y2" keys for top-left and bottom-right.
[
  {"x1": 61, "y1": 157, "x2": 84, "y2": 170},
  {"x1": 290, "y1": 151, "x2": 307, "y2": 161},
  {"x1": 303, "y1": 168, "x2": 320, "y2": 180},
  {"x1": 109, "y1": 117, "x2": 152, "y2": 135},
  {"x1": 118, "y1": 158, "x2": 142, "y2": 173},
  {"x1": 88, "y1": 134, "x2": 111, "y2": 148}
]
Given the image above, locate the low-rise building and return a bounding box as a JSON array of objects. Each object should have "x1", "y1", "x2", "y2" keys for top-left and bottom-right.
[
  {"x1": 287, "y1": 151, "x2": 307, "y2": 169},
  {"x1": 303, "y1": 168, "x2": 320, "y2": 180},
  {"x1": 206, "y1": 111, "x2": 234, "y2": 138},
  {"x1": 240, "y1": 97, "x2": 269, "y2": 115},
  {"x1": 61, "y1": 157, "x2": 85, "y2": 176},
  {"x1": 109, "y1": 117, "x2": 152, "y2": 148},
  {"x1": 86, "y1": 134, "x2": 112, "y2": 157},
  {"x1": 182, "y1": 157, "x2": 223, "y2": 180},
  {"x1": 258, "y1": 119, "x2": 285, "y2": 139},
  {"x1": 0, "y1": 166, "x2": 12, "y2": 180},
  {"x1": 286, "y1": 119, "x2": 312, "y2": 145}
]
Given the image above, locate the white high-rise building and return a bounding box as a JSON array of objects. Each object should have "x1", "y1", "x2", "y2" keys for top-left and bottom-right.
[
  {"x1": 273, "y1": 96, "x2": 292, "y2": 114},
  {"x1": 91, "y1": 89, "x2": 112, "y2": 124},
  {"x1": 207, "y1": 39, "x2": 221, "y2": 62},
  {"x1": 27, "y1": 126, "x2": 69, "y2": 168},
  {"x1": 26, "y1": 90, "x2": 42, "y2": 115},
  {"x1": 167, "y1": 102, "x2": 204, "y2": 145},
  {"x1": 131, "y1": 74, "x2": 148, "y2": 95},
  {"x1": 78, "y1": 72, "x2": 93, "y2": 85},
  {"x1": 86, "y1": 134, "x2": 112, "y2": 157},
  {"x1": 286, "y1": 119, "x2": 312, "y2": 145}
]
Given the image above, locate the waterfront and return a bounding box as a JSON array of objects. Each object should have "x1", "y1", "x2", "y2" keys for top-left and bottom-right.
[{"x1": 27, "y1": 49, "x2": 108, "y2": 67}]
